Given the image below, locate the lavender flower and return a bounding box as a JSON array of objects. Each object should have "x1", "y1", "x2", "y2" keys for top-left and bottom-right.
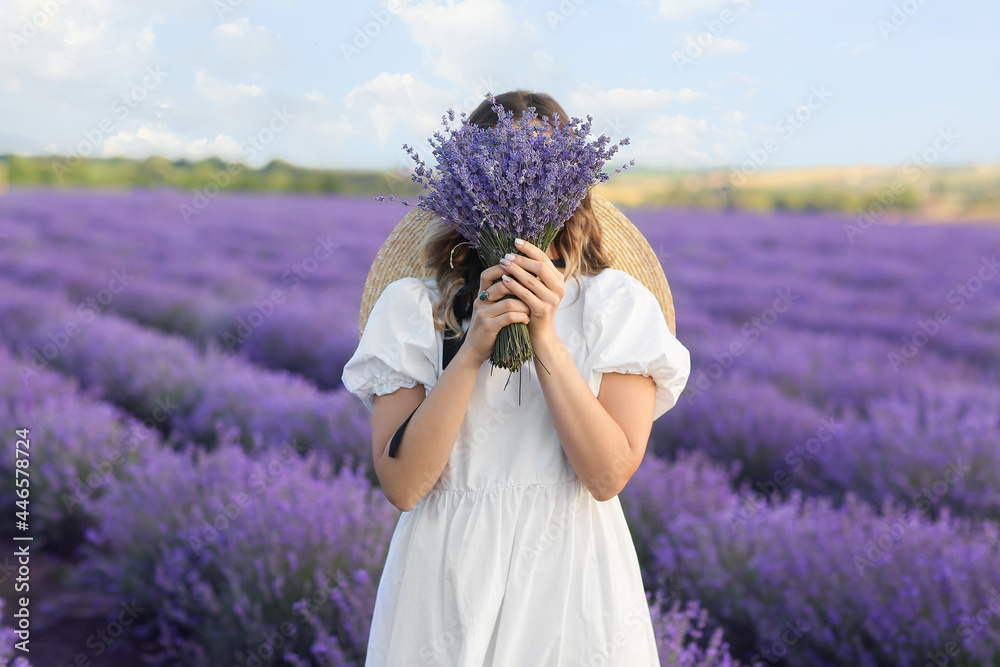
[
  {"x1": 403, "y1": 95, "x2": 630, "y2": 256},
  {"x1": 81, "y1": 436, "x2": 399, "y2": 666},
  {"x1": 384, "y1": 94, "x2": 632, "y2": 372}
]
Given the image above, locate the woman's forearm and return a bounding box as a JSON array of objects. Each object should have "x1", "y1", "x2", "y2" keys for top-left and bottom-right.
[
  {"x1": 531, "y1": 331, "x2": 633, "y2": 501},
  {"x1": 376, "y1": 346, "x2": 482, "y2": 511}
]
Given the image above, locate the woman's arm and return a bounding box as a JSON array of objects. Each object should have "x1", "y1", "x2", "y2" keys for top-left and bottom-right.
[
  {"x1": 494, "y1": 237, "x2": 656, "y2": 501},
  {"x1": 531, "y1": 333, "x2": 656, "y2": 501},
  {"x1": 371, "y1": 345, "x2": 482, "y2": 512},
  {"x1": 371, "y1": 267, "x2": 532, "y2": 512}
]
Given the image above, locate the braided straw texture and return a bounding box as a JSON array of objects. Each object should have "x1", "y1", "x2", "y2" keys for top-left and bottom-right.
[{"x1": 357, "y1": 191, "x2": 676, "y2": 339}]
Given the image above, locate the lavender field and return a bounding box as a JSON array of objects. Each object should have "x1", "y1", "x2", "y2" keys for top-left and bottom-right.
[{"x1": 1, "y1": 188, "x2": 999, "y2": 666}]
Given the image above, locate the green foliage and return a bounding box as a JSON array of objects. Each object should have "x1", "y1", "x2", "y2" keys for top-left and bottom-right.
[{"x1": 0, "y1": 154, "x2": 422, "y2": 197}]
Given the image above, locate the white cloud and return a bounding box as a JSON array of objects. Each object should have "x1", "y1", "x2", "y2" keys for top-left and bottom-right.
[
  {"x1": 571, "y1": 85, "x2": 706, "y2": 112},
  {"x1": 194, "y1": 71, "x2": 264, "y2": 104},
  {"x1": 212, "y1": 18, "x2": 285, "y2": 76},
  {"x1": 642, "y1": 113, "x2": 713, "y2": 163},
  {"x1": 563, "y1": 83, "x2": 748, "y2": 168},
  {"x1": 678, "y1": 31, "x2": 749, "y2": 56},
  {"x1": 726, "y1": 71, "x2": 762, "y2": 85},
  {"x1": 723, "y1": 110, "x2": 746, "y2": 126},
  {"x1": 102, "y1": 123, "x2": 242, "y2": 161},
  {"x1": 0, "y1": 1, "x2": 160, "y2": 84},
  {"x1": 393, "y1": 0, "x2": 543, "y2": 90},
  {"x1": 567, "y1": 83, "x2": 707, "y2": 141},
  {"x1": 658, "y1": 0, "x2": 739, "y2": 20},
  {"x1": 342, "y1": 72, "x2": 455, "y2": 144},
  {"x1": 564, "y1": 80, "x2": 750, "y2": 167}
]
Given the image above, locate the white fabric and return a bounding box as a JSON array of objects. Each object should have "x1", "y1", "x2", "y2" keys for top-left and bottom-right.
[{"x1": 341, "y1": 268, "x2": 691, "y2": 666}]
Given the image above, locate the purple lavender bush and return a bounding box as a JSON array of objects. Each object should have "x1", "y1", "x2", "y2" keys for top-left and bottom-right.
[
  {"x1": 654, "y1": 337, "x2": 1000, "y2": 521},
  {"x1": 0, "y1": 189, "x2": 385, "y2": 389},
  {"x1": 621, "y1": 452, "x2": 1000, "y2": 666},
  {"x1": 647, "y1": 591, "x2": 755, "y2": 667},
  {"x1": 3, "y1": 188, "x2": 999, "y2": 665},
  {"x1": 0, "y1": 280, "x2": 370, "y2": 467},
  {"x1": 0, "y1": 599, "x2": 31, "y2": 667},
  {"x1": 0, "y1": 342, "x2": 160, "y2": 556},
  {"x1": 79, "y1": 435, "x2": 399, "y2": 666}
]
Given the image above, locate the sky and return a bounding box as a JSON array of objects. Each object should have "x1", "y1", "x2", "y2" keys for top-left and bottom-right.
[{"x1": 1, "y1": 0, "x2": 997, "y2": 172}]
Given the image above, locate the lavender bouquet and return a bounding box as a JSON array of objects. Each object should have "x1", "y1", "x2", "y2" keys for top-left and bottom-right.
[{"x1": 379, "y1": 94, "x2": 632, "y2": 375}]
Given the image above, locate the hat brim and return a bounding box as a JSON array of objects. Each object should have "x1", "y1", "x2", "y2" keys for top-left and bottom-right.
[{"x1": 357, "y1": 190, "x2": 676, "y2": 339}]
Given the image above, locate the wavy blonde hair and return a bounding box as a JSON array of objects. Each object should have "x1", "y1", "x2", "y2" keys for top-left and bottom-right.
[{"x1": 418, "y1": 90, "x2": 614, "y2": 339}]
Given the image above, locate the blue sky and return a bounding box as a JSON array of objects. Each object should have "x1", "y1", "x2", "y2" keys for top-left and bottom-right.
[{"x1": 1, "y1": 0, "x2": 996, "y2": 171}]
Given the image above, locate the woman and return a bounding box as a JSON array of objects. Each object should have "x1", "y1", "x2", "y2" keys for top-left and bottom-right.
[{"x1": 342, "y1": 90, "x2": 691, "y2": 666}]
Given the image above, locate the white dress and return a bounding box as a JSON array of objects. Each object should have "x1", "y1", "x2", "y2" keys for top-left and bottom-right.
[{"x1": 341, "y1": 267, "x2": 691, "y2": 667}]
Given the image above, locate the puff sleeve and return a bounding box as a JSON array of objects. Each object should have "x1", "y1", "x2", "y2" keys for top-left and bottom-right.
[
  {"x1": 582, "y1": 269, "x2": 691, "y2": 420},
  {"x1": 341, "y1": 278, "x2": 440, "y2": 412}
]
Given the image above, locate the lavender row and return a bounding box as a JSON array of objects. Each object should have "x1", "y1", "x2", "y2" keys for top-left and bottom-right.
[
  {"x1": 0, "y1": 341, "x2": 160, "y2": 556},
  {"x1": 626, "y1": 206, "x2": 1000, "y2": 373},
  {"x1": 0, "y1": 280, "x2": 370, "y2": 467},
  {"x1": 620, "y1": 452, "x2": 1000, "y2": 666},
  {"x1": 77, "y1": 437, "x2": 396, "y2": 666},
  {"x1": 3, "y1": 190, "x2": 997, "y2": 388},
  {"x1": 78, "y1": 438, "x2": 749, "y2": 667},
  {"x1": 652, "y1": 329, "x2": 1000, "y2": 522},
  {"x1": 0, "y1": 189, "x2": 389, "y2": 388}
]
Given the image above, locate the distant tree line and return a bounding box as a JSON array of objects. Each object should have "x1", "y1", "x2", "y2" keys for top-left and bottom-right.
[{"x1": 1, "y1": 154, "x2": 996, "y2": 219}]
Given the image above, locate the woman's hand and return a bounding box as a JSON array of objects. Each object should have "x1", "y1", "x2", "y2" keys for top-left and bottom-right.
[
  {"x1": 498, "y1": 237, "x2": 566, "y2": 343},
  {"x1": 460, "y1": 263, "x2": 532, "y2": 365}
]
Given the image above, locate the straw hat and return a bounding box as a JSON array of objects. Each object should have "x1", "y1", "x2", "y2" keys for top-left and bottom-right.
[{"x1": 358, "y1": 190, "x2": 676, "y2": 339}]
